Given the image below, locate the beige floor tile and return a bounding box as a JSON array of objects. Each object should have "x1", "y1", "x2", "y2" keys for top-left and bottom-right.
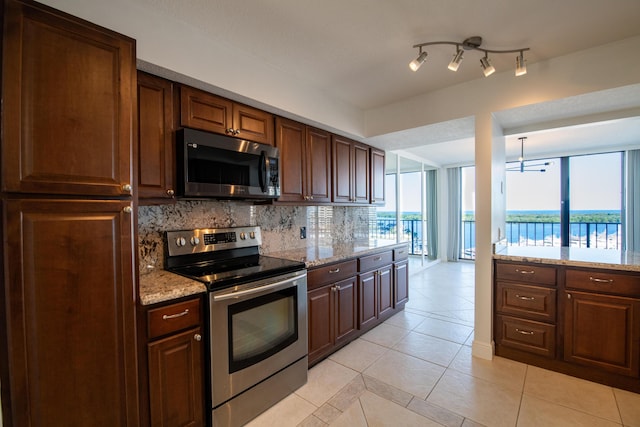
[
  {"x1": 360, "y1": 323, "x2": 410, "y2": 348},
  {"x1": 413, "y1": 316, "x2": 473, "y2": 344},
  {"x1": 518, "y1": 394, "x2": 622, "y2": 427},
  {"x1": 245, "y1": 393, "x2": 317, "y2": 427},
  {"x1": 363, "y1": 349, "x2": 445, "y2": 399},
  {"x1": 357, "y1": 390, "x2": 442, "y2": 426},
  {"x1": 406, "y1": 397, "x2": 465, "y2": 427},
  {"x1": 384, "y1": 310, "x2": 427, "y2": 330},
  {"x1": 393, "y1": 330, "x2": 462, "y2": 367},
  {"x1": 296, "y1": 359, "x2": 359, "y2": 407},
  {"x1": 328, "y1": 338, "x2": 388, "y2": 372},
  {"x1": 614, "y1": 388, "x2": 640, "y2": 427},
  {"x1": 326, "y1": 375, "x2": 366, "y2": 412},
  {"x1": 329, "y1": 397, "x2": 368, "y2": 427},
  {"x1": 524, "y1": 365, "x2": 621, "y2": 423},
  {"x1": 427, "y1": 369, "x2": 521, "y2": 427},
  {"x1": 449, "y1": 345, "x2": 526, "y2": 392}
]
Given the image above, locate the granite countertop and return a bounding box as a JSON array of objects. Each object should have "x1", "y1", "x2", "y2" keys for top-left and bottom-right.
[
  {"x1": 493, "y1": 244, "x2": 640, "y2": 273},
  {"x1": 139, "y1": 239, "x2": 408, "y2": 306}
]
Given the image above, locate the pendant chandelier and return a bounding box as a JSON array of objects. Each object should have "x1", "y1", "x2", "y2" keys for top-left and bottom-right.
[{"x1": 506, "y1": 137, "x2": 552, "y2": 172}]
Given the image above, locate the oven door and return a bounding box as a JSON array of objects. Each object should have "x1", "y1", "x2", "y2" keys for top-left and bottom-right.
[{"x1": 209, "y1": 270, "x2": 307, "y2": 408}]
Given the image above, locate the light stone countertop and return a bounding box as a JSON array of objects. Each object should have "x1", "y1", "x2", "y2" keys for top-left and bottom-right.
[
  {"x1": 493, "y1": 244, "x2": 640, "y2": 272},
  {"x1": 139, "y1": 239, "x2": 408, "y2": 306}
]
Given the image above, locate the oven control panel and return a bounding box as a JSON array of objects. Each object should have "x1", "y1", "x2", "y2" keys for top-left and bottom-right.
[{"x1": 166, "y1": 226, "x2": 262, "y2": 257}]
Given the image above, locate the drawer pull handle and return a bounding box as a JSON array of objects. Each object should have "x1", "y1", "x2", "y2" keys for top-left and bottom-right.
[
  {"x1": 374, "y1": 256, "x2": 382, "y2": 261},
  {"x1": 329, "y1": 268, "x2": 340, "y2": 274},
  {"x1": 515, "y1": 328, "x2": 534, "y2": 335},
  {"x1": 162, "y1": 309, "x2": 189, "y2": 320},
  {"x1": 516, "y1": 269, "x2": 535, "y2": 274},
  {"x1": 398, "y1": 250, "x2": 405, "y2": 254},
  {"x1": 516, "y1": 294, "x2": 535, "y2": 301},
  {"x1": 589, "y1": 276, "x2": 613, "y2": 284}
]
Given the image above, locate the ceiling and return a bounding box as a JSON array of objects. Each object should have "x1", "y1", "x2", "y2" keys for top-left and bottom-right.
[{"x1": 136, "y1": 0, "x2": 640, "y2": 166}]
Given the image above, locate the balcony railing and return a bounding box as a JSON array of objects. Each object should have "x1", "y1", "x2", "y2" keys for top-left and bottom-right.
[
  {"x1": 371, "y1": 218, "x2": 426, "y2": 255},
  {"x1": 461, "y1": 220, "x2": 622, "y2": 260}
]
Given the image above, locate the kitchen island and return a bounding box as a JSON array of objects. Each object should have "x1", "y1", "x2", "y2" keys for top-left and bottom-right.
[{"x1": 493, "y1": 245, "x2": 640, "y2": 393}]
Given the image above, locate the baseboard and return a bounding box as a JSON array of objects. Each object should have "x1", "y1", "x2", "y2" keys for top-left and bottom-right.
[{"x1": 471, "y1": 339, "x2": 495, "y2": 360}]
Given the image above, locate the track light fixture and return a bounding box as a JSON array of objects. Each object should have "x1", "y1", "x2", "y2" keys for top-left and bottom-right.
[{"x1": 409, "y1": 36, "x2": 530, "y2": 77}]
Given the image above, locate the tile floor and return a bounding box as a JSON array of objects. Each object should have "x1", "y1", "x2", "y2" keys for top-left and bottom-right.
[{"x1": 247, "y1": 259, "x2": 640, "y2": 427}]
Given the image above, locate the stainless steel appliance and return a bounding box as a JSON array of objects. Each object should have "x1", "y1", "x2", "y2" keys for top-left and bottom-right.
[
  {"x1": 165, "y1": 226, "x2": 307, "y2": 426},
  {"x1": 176, "y1": 128, "x2": 280, "y2": 200}
]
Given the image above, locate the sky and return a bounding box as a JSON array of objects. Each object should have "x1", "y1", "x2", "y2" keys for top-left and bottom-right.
[{"x1": 382, "y1": 151, "x2": 623, "y2": 213}]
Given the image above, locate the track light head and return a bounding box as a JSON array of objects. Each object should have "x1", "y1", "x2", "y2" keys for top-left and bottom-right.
[
  {"x1": 409, "y1": 50, "x2": 428, "y2": 72},
  {"x1": 515, "y1": 51, "x2": 527, "y2": 76},
  {"x1": 448, "y1": 47, "x2": 464, "y2": 71},
  {"x1": 480, "y1": 55, "x2": 495, "y2": 77}
]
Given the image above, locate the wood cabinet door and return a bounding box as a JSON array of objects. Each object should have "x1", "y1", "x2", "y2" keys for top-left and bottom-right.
[
  {"x1": 370, "y1": 148, "x2": 386, "y2": 204},
  {"x1": 352, "y1": 142, "x2": 370, "y2": 204},
  {"x1": 233, "y1": 104, "x2": 274, "y2": 145},
  {"x1": 394, "y1": 260, "x2": 409, "y2": 306},
  {"x1": 334, "y1": 277, "x2": 358, "y2": 345},
  {"x1": 1, "y1": 0, "x2": 135, "y2": 197},
  {"x1": 378, "y1": 266, "x2": 394, "y2": 318},
  {"x1": 306, "y1": 127, "x2": 332, "y2": 203},
  {"x1": 148, "y1": 327, "x2": 204, "y2": 427},
  {"x1": 3, "y1": 199, "x2": 138, "y2": 426},
  {"x1": 138, "y1": 71, "x2": 176, "y2": 201},
  {"x1": 308, "y1": 285, "x2": 334, "y2": 364},
  {"x1": 275, "y1": 117, "x2": 306, "y2": 202},
  {"x1": 332, "y1": 135, "x2": 353, "y2": 203},
  {"x1": 564, "y1": 291, "x2": 640, "y2": 377},
  {"x1": 180, "y1": 86, "x2": 233, "y2": 135},
  {"x1": 358, "y1": 271, "x2": 378, "y2": 330}
]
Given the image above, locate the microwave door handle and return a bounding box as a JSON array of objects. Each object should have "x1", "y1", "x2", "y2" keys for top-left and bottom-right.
[{"x1": 259, "y1": 151, "x2": 268, "y2": 193}]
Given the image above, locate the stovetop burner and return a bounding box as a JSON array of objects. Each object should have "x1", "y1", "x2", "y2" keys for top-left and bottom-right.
[{"x1": 164, "y1": 226, "x2": 305, "y2": 290}]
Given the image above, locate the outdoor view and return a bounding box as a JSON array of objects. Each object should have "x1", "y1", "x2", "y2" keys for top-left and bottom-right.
[{"x1": 463, "y1": 151, "x2": 622, "y2": 259}]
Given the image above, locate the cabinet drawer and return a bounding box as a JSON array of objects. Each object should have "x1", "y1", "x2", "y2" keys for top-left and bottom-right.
[
  {"x1": 496, "y1": 315, "x2": 556, "y2": 358},
  {"x1": 495, "y1": 262, "x2": 556, "y2": 285},
  {"x1": 496, "y1": 282, "x2": 556, "y2": 322},
  {"x1": 566, "y1": 269, "x2": 640, "y2": 297},
  {"x1": 358, "y1": 251, "x2": 393, "y2": 272},
  {"x1": 148, "y1": 298, "x2": 201, "y2": 339},
  {"x1": 308, "y1": 260, "x2": 357, "y2": 289},
  {"x1": 393, "y1": 247, "x2": 409, "y2": 261}
]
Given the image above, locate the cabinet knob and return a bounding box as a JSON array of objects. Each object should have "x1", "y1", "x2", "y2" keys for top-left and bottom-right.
[
  {"x1": 194, "y1": 334, "x2": 202, "y2": 342},
  {"x1": 167, "y1": 189, "x2": 175, "y2": 197},
  {"x1": 234, "y1": 129, "x2": 240, "y2": 135},
  {"x1": 123, "y1": 206, "x2": 132, "y2": 214},
  {"x1": 122, "y1": 183, "x2": 132, "y2": 193}
]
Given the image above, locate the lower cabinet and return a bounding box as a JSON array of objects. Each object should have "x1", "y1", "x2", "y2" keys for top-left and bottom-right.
[
  {"x1": 307, "y1": 246, "x2": 409, "y2": 366},
  {"x1": 494, "y1": 260, "x2": 640, "y2": 393},
  {"x1": 145, "y1": 297, "x2": 205, "y2": 427}
]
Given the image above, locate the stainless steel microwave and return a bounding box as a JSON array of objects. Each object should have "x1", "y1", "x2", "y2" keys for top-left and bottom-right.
[{"x1": 176, "y1": 128, "x2": 280, "y2": 200}]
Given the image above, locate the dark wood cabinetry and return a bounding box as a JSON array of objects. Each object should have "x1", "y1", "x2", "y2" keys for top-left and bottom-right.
[
  {"x1": 370, "y1": 148, "x2": 386, "y2": 204},
  {"x1": 180, "y1": 85, "x2": 274, "y2": 145},
  {"x1": 358, "y1": 251, "x2": 394, "y2": 331},
  {"x1": 138, "y1": 71, "x2": 177, "y2": 202},
  {"x1": 1, "y1": 0, "x2": 135, "y2": 197},
  {"x1": 332, "y1": 135, "x2": 370, "y2": 204},
  {"x1": 276, "y1": 117, "x2": 331, "y2": 203},
  {"x1": 2, "y1": 199, "x2": 138, "y2": 426},
  {"x1": 308, "y1": 260, "x2": 358, "y2": 365},
  {"x1": 146, "y1": 298, "x2": 205, "y2": 427},
  {"x1": 494, "y1": 259, "x2": 640, "y2": 393},
  {"x1": 393, "y1": 248, "x2": 409, "y2": 307},
  {"x1": 564, "y1": 268, "x2": 640, "y2": 378},
  {"x1": 1, "y1": 2, "x2": 139, "y2": 425}
]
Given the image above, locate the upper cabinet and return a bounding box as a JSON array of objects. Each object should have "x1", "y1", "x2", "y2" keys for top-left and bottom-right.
[
  {"x1": 1, "y1": 0, "x2": 135, "y2": 197},
  {"x1": 370, "y1": 148, "x2": 386, "y2": 204},
  {"x1": 137, "y1": 71, "x2": 177, "y2": 201},
  {"x1": 332, "y1": 135, "x2": 370, "y2": 204},
  {"x1": 276, "y1": 117, "x2": 331, "y2": 203},
  {"x1": 180, "y1": 85, "x2": 275, "y2": 145}
]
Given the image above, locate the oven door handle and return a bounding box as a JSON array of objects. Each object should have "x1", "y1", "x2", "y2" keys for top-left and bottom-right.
[{"x1": 212, "y1": 272, "x2": 306, "y2": 301}]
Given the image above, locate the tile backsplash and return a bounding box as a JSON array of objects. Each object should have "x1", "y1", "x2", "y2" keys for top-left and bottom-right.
[{"x1": 138, "y1": 200, "x2": 375, "y2": 274}]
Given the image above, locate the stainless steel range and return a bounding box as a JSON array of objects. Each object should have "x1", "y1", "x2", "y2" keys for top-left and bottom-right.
[{"x1": 165, "y1": 226, "x2": 307, "y2": 426}]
